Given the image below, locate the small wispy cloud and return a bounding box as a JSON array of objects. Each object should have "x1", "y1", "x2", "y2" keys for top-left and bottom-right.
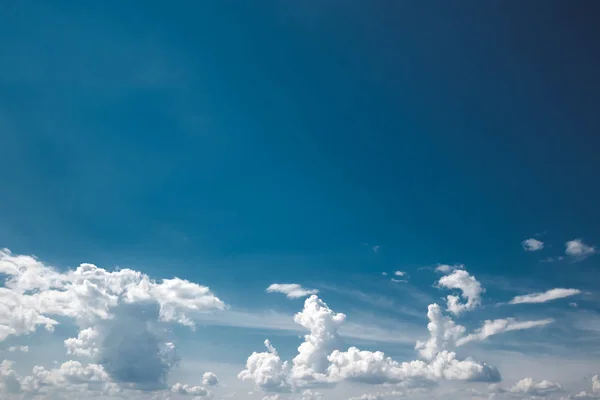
[
  {"x1": 565, "y1": 239, "x2": 596, "y2": 260},
  {"x1": 266, "y1": 283, "x2": 318, "y2": 299},
  {"x1": 522, "y1": 238, "x2": 544, "y2": 252},
  {"x1": 509, "y1": 288, "x2": 581, "y2": 305},
  {"x1": 540, "y1": 256, "x2": 564, "y2": 263},
  {"x1": 394, "y1": 271, "x2": 406, "y2": 277},
  {"x1": 457, "y1": 318, "x2": 554, "y2": 346},
  {"x1": 390, "y1": 278, "x2": 408, "y2": 284},
  {"x1": 434, "y1": 264, "x2": 463, "y2": 274},
  {"x1": 6, "y1": 346, "x2": 29, "y2": 353}
]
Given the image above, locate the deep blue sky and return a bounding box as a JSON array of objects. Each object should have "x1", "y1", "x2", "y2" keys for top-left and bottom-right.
[
  {"x1": 2, "y1": 2, "x2": 600, "y2": 399},
  {"x1": 1, "y1": 0, "x2": 599, "y2": 298}
]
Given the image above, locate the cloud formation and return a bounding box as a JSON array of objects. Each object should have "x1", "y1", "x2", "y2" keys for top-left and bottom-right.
[
  {"x1": 266, "y1": 284, "x2": 319, "y2": 299},
  {"x1": 240, "y1": 293, "x2": 503, "y2": 394},
  {"x1": 509, "y1": 288, "x2": 581, "y2": 304},
  {"x1": 0, "y1": 248, "x2": 225, "y2": 393},
  {"x1": 437, "y1": 270, "x2": 484, "y2": 315},
  {"x1": 510, "y1": 377, "x2": 563, "y2": 396},
  {"x1": 522, "y1": 238, "x2": 544, "y2": 251},
  {"x1": 565, "y1": 239, "x2": 596, "y2": 260}
]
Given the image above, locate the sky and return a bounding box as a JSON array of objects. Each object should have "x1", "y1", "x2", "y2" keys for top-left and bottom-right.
[{"x1": 1, "y1": 1, "x2": 600, "y2": 399}]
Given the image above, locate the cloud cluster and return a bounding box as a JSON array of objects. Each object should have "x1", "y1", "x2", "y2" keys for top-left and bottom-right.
[
  {"x1": 241, "y1": 266, "x2": 563, "y2": 396},
  {"x1": 239, "y1": 293, "x2": 504, "y2": 394},
  {"x1": 0, "y1": 248, "x2": 225, "y2": 395}
]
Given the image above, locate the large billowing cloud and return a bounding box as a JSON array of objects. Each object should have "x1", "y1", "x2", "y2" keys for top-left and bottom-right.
[
  {"x1": 239, "y1": 293, "x2": 504, "y2": 394},
  {"x1": 0, "y1": 248, "x2": 225, "y2": 395}
]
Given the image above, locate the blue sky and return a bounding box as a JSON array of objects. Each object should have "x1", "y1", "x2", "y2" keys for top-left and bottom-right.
[{"x1": 1, "y1": 1, "x2": 600, "y2": 399}]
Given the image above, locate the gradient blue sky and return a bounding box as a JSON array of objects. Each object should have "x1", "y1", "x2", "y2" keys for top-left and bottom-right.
[{"x1": 1, "y1": 1, "x2": 599, "y2": 400}]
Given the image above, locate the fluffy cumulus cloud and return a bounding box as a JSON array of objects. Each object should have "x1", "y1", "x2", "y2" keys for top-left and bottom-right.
[
  {"x1": 238, "y1": 339, "x2": 291, "y2": 392},
  {"x1": 437, "y1": 270, "x2": 484, "y2": 315},
  {"x1": 266, "y1": 284, "x2": 319, "y2": 299},
  {"x1": 0, "y1": 248, "x2": 226, "y2": 397},
  {"x1": 415, "y1": 304, "x2": 465, "y2": 360},
  {"x1": 240, "y1": 289, "x2": 508, "y2": 395},
  {"x1": 202, "y1": 372, "x2": 219, "y2": 386},
  {"x1": 509, "y1": 288, "x2": 581, "y2": 304},
  {"x1": 0, "y1": 249, "x2": 574, "y2": 399},
  {"x1": 565, "y1": 239, "x2": 596, "y2": 260},
  {"x1": 521, "y1": 238, "x2": 544, "y2": 251},
  {"x1": 171, "y1": 382, "x2": 211, "y2": 396}
]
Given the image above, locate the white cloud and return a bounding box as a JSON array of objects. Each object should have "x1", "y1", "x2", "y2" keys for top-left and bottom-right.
[
  {"x1": 64, "y1": 327, "x2": 99, "y2": 357},
  {"x1": 437, "y1": 270, "x2": 484, "y2": 315},
  {"x1": 391, "y1": 278, "x2": 408, "y2": 284},
  {"x1": 510, "y1": 377, "x2": 563, "y2": 396},
  {"x1": 202, "y1": 372, "x2": 218, "y2": 386},
  {"x1": 240, "y1": 295, "x2": 501, "y2": 394},
  {"x1": 415, "y1": 304, "x2": 465, "y2": 360},
  {"x1": 456, "y1": 318, "x2": 554, "y2": 346},
  {"x1": 394, "y1": 271, "x2": 406, "y2": 277},
  {"x1": 301, "y1": 389, "x2": 323, "y2": 400},
  {"x1": 521, "y1": 238, "x2": 544, "y2": 251},
  {"x1": 0, "y1": 248, "x2": 225, "y2": 391},
  {"x1": 266, "y1": 284, "x2": 319, "y2": 299},
  {"x1": 327, "y1": 347, "x2": 499, "y2": 384},
  {"x1": 566, "y1": 239, "x2": 596, "y2": 260},
  {"x1": 5, "y1": 346, "x2": 28, "y2": 353},
  {"x1": 349, "y1": 394, "x2": 383, "y2": 400},
  {"x1": 434, "y1": 264, "x2": 463, "y2": 274},
  {"x1": 238, "y1": 340, "x2": 290, "y2": 392},
  {"x1": 509, "y1": 288, "x2": 581, "y2": 304},
  {"x1": 171, "y1": 382, "x2": 211, "y2": 396},
  {"x1": 290, "y1": 295, "x2": 346, "y2": 383},
  {"x1": 593, "y1": 375, "x2": 600, "y2": 393},
  {"x1": 0, "y1": 360, "x2": 22, "y2": 394},
  {"x1": 262, "y1": 395, "x2": 281, "y2": 400}
]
